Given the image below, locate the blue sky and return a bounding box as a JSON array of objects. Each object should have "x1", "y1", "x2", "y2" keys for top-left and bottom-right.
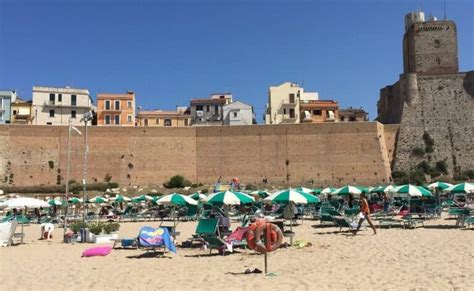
[{"x1": 1, "y1": 0, "x2": 473, "y2": 122}]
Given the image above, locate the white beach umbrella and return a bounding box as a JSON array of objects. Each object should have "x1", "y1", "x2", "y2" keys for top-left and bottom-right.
[{"x1": 0, "y1": 197, "x2": 50, "y2": 209}]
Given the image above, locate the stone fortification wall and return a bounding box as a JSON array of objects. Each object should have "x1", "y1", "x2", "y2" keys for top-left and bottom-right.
[
  {"x1": 0, "y1": 122, "x2": 398, "y2": 188},
  {"x1": 394, "y1": 72, "x2": 474, "y2": 174}
]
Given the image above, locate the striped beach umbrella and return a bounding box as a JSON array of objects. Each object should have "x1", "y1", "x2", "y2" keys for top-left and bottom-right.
[
  {"x1": 264, "y1": 189, "x2": 319, "y2": 205},
  {"x1": 312, "y1": 188, "x2": 322, "y2": 195},
  {"x1": 68, "y1": 197, "x2": 83, "y2": 204},
  {"x1": 443, "y1": 182, "x2": 474, "y2": 194},
  {"x1": 131, "y1": 195, "x2": 154, "y2": 203},
  {"x1": 47, "y1": 198, "x2": 63, "y2": 206},
  {"x1": 250, "y1": 190, "x2": 270, "y2": 199},
  {"x1": 190, "y1": 192, "x2": 207, "y2": 201},
  {"x1": 294, "y1": 187, "x2": 313, "y2": 194},
  {"x1": 88, "y1": 196, "x2": 108, "y2": 203},
  {"x1": 392, "y1": 184, "x2": 432, "y2": 197},
  {"x1": 110, "y1": 195, "x2": 131, "y2": 203},
  {"x1": 426, "y1": 181, "x2": 453, "y2": 191},
  {"x1": 321, "y1": 187, "x2": 336, "y2": 195},
  {"x1": 204, "y1": 190, "x2": 255, "y2": 205},
  {"x1": 155, "y1": 193, "x2": 198, "y2": 206},
  {"x1": 333, "y1": 185, "x2": 363, "y2": 196}
]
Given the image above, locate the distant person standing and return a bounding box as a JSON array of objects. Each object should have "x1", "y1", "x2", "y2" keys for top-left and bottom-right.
[{"x1": 353, "y1": 193, "x2": 377, "y2": 235}]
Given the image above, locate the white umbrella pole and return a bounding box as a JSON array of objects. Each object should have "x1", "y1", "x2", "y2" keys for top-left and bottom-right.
[{"x1": 63, "y1": 119, "x2": 72, "y2": 240}]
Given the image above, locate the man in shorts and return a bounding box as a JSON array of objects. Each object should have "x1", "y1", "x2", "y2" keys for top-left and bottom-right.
[{"x1": 353, "y1": 193, "x2": 377, "y2": 235}]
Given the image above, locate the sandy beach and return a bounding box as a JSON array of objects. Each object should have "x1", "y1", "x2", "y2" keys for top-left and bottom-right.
[{"x1": 1, "y1": 215, "x2": 473, "y2": 291}]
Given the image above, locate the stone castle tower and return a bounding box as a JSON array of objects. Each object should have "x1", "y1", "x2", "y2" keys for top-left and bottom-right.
[{"x1": 377, "y1": 12, "x2": 474, "y2": 180}]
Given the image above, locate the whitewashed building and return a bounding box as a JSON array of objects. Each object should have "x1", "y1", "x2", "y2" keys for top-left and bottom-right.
[
  {"x1": 223, "y1": 101, "x2": 256, "y2": 126},
  {"x1": 32, "y1": 86, "x2": 94, "y2": 125}
]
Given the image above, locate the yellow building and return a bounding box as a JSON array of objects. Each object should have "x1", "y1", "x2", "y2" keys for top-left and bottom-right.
[
  {"x1": 137, "y1": 108, "x2": 191, "y2": 127},
  {"x1": 11, "y1": 98, "x2": 33, "y2": 124}
]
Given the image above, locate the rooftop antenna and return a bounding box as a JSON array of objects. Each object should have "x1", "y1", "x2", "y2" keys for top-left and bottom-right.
[{"x1": 443, "y1": 0, "x2": 447, "y2": 20}]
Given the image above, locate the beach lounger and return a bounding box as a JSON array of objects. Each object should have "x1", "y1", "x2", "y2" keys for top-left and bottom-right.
[
  {"x1": 401, "y1": 214, "x2": 425, "y2": 229},
  {"x1": 464, "y1": 216, "x2": 474, "y2": 229},
  {"x1": 202, "y1": 235, "x2": 228, "y2": 255},
  {"x1": 333, "y1": 217, "x2": 358, "y2": 232},
  {"x1": 137, "y1": 226, "x2": 176, "y2": 254},
  {"x1": 379, "y1": 218, "x2": 405, "y2": 229}
]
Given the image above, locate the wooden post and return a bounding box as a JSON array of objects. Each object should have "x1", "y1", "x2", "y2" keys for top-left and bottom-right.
[{"x1": 264, "y1": 251, "x2": 268, "y2": 275}]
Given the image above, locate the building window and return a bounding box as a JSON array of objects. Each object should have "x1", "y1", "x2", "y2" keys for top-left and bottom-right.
[
  {"x1": 105, "y1": 100, "x2": 111, "y2": 110},
  {"x1": 115, "y1": 100, "x2": 120, "y2": 110},
  {"x1": 49, "y1": 110, "x2": 55, "y2": 117},
  {"x1": 283, "y1": 108, "x2": 287, "y2": 115},
  {"x1": 127, "y1": 115, "x2": 132, "y2": 123},
  {"x1": 206, "y1": 105, "x2": 210, "y2": 112},
  {"x1": 105, "y1": 115, "x2": 111, "y2": 125},
  {"x1": 71, "y1": 95, "x2": 77, "y2": 106},
  {"x1": 0, "y1": 111, "x2": 3, "y2": 121},
  {"x1": 233, "y1": 112, "x2": 238, "y2": 118},
  {"x1": 340, "y1": 116, "x2": 345, "y2": 121},
  {"x1": 434, "y1": 39, "x2": 440, "y2": 48},
  {"x1": 156, "y1": 118, "x2": 160, "y2": 124},
  {"x1": 289, "y1": 109, "x2": 295, "y2": 118},
  {"x1": 49, "y1": 94, "x2": 55, "y2": 105},
  {"x1": 58, "y1": 94, "x2": 62, "y2": 102},
  {"x1": 13, "y1": 110, "x2": 17, "y2": 115},
  {"x1": 184, "y1": 119, "x2": 189, "y2": 126},
  {"x1": 127, "y1": 101, "x2": 132, "y2": 108},
  {"x1": 313, "y1": 110, "x2": 322, "y2": 116},
  {"x1": 114, "y1": 115, "x2": 120, "y2": 125},
  {"x1": 144, "y1": 118, "x2": 148, "y2": 126},
  {"x1": 71, "y1": 110, "x2": 76, "y2": 118},
  {"x1": 164, "y1": 119, "x2": 172, "y2": 126},
  {"x1": 289, "y1": 93, "x2": 295, "y2": 103},
  {"x1": 214, "y1": 105, "x2": 219, "y2": 113},
  {"x1": 196, "y1": 105, "x2": 203, "y2": 111}
]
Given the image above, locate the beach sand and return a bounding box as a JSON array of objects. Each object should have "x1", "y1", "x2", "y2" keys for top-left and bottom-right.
[{"x1": 1, "y1": 216, "x2": 473, "y2": 290}]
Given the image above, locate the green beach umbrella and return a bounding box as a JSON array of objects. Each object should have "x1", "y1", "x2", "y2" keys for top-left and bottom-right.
[
  {"x1": 426, "y1": 181, "x2": 453, "y2": 191},
  {"x1": 392, "y1": 184, "x2": 432, "y2": 197},
  {"x1": 110, "y1": 195, "x2": 131, "y2": 203},
  {"x1": 294, "y1": 187, "x2": 313, "y2": 194},
  {"x1": 155, "y1": 193, "x2": 198, "y2": 206},
  {"x1": 68, "y1": 197, "x2": 83, "y2": 204},
  {"x1": 321, "y1": 187, "x2": 336, "y2": 195},
  {"x1": 333, "y1": 185, "x2": 363, "y2": 196},
  {"x1": 131, "y1": 195, "x2": 154, "y2": 203},
  {"x1": 263, "y1": 188, "x2": 319, "y2": 205},
  {"x1": 204, "y1": 190, "x2": 255, "y2": 205},
  {"x1": 442, "y1": 182, "x2": 474, "y2": 194},
  {"x1": 88, "y1": 196, "x2": 108, "y2": 203},
  {"x1": 250, "y1": 190, "x2": 270, "y2": 199},
  {"x1": 190, "y1": 192, "x2": 207, "y2": 201},
  {"x1": 312, "y1": 188, "x2": 322, "y2": 195},
  {"x1": 47, "y1": 198, "x2": 63, "y2": 206}
]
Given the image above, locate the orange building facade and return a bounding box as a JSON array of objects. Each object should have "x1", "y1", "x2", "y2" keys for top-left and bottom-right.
[
  {"x1": 300, "y1": 100, "x2": 339, "y2": 123},
  {"x1": 96, "y1": 91, "x2": 135, "y2": 126},
  {"x1": 137, "y1": 108, "x2": 191, "y2": 127}
]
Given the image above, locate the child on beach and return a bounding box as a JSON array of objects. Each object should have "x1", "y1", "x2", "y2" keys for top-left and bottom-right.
[{"x1": 353, "y1": 193, "x2": 377, "y2": 235}]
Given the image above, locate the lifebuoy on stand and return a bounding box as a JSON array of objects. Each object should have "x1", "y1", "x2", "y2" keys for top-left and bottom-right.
[{"x1": 245, "y1": 221, "x2": 283, "y2": 274}]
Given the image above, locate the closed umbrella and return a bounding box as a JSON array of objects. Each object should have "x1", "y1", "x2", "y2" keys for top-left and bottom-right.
[
  {"x1": 204, "y1": 190, "x2": 255, "y2": 206},
  {"x1": 0, "y1": 197, "x2": 50, "y2": 209}
]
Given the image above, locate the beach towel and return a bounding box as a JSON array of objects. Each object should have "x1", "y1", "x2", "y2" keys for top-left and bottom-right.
[
  {"x1": 138, "y1": 226, "x2": 176, "y2": 253},
  {"x1": 82, "y1": 246, "x2": 112, "y2": 257}
]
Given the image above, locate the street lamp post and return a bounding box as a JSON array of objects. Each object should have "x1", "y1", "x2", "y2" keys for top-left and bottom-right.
[{"x1": 80, "y1": 111, "x2": 93, "y2": 242}]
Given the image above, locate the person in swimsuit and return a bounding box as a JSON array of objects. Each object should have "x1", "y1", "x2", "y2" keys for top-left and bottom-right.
[{"x1": 354, "y1": 193, "x2": 377, "y2": 235}]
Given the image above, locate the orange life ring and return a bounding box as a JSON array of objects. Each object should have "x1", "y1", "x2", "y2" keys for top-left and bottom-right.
[{"x1": 246, "y1": 221, "x2": 283, "y2": 253}]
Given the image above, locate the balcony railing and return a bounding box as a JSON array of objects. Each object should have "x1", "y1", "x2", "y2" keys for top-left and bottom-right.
[{"x1": 43, "y1": 101, "x2": 91, "y2": 109}]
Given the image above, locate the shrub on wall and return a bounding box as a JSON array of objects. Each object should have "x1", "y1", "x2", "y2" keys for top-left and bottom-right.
[
  {"x1": 163, "y1": 175, "x2": 192, "y2": 189},
  {"x1": 412, "y1": 147, "x2": 425, "y2": 157},
  {"x1": 422, "y1": 132, "x2": 435, "y2": 153}
]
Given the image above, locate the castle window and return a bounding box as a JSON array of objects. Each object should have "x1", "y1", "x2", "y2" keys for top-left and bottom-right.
[{"x1": 434, "y1": 39, "x2": 440, "y2": 48}]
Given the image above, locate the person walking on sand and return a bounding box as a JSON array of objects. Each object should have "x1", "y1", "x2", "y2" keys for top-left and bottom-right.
[{"x1": 354, "y1": 193, "x2": 377, "y2": 235}]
